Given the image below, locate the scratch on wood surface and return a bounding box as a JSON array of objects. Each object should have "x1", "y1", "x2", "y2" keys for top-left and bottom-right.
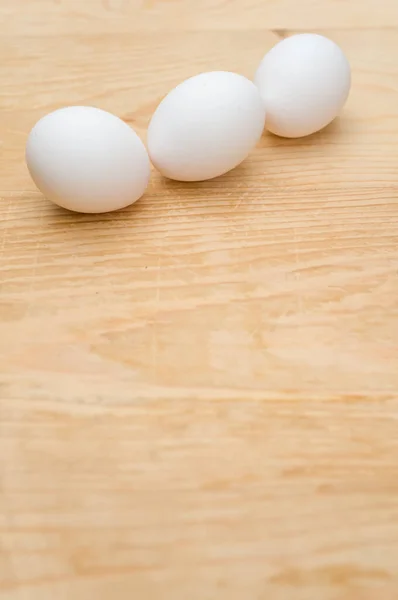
[
  {"x1": 293, "y1": 227, "x2": 304, "y2": 314},
  {"x1": 271, "y1": 29, "x2": 290, "y2": 39},
  {"x1": 0, "y1": 197, "x2": 12, "y2": 260},
  {"x1": 152, "y1": 253, "x2": 161, "y2": 383},
  {"x1": 232, "y1": 191, "x2": 247, "y2": 211}
]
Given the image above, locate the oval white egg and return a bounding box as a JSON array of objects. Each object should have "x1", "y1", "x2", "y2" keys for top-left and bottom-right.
[
  {"x1": 147, "y1": 71, "x2": 266, "y2": 182},
  {"x1": 254, "y1": 34, "x2": 351, "y2": 138},
  {"x1": 26, "y1": 106, "x2": 150, "y2": 213}
]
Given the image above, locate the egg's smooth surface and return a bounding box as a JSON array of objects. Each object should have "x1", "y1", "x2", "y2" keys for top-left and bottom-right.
[
  {"x1": 147, "y1": 71, "x2": 266, "y2": 182},
  {"x1": 26, "y1": 106, "x2": 150, "y2": 213},
  {"x1": 254, "y1": 34, "x2": 351, "y2": 138}
]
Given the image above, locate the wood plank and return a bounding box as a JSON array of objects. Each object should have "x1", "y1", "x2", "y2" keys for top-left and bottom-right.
[
  {"x1": 0, "y1": 0, "x2": 397, "y2": 33},
  {"x1": 1, "y1": 1, "x2": 398, "y2": 598}
]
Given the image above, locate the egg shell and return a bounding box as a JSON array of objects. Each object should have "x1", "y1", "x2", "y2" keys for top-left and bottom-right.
[
  {"x1": 254, "y1": 34, "x2": 351, "y2": 138},
  {"x1": 147, "y1": 71, "x2": 266, "y2": 182},
  {"x1": 26, "y1": 106, "x2": 150, "y2": 213}
]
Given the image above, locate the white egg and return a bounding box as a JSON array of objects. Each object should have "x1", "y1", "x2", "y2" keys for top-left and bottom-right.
[
  {"x1": 254, "y1": 34, "x2": 351, "y2": 138},
  {"x1": 26, "y1": 106, "x2": 150, "y2": 213},
  {"x1": 147, "y1": 71, "x2": 266, "y2": 182}
]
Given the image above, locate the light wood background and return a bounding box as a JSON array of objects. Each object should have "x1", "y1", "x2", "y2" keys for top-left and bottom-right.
[{"x1": 1, "y1": 1, "x2": 398, "y2": 599}]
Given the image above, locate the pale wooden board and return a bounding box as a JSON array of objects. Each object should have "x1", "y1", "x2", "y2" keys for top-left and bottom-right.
[
  {"x1": 1, "y1": 0, "x2": 398, "y2": 33},
  {"x1": 1, "y1": 1, "x2": 398, "y2": 599}
]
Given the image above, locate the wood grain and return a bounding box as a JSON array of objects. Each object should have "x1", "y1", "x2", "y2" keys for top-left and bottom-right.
[{"x1": 1, "y1": 1, "x2": 398, "y2": 599}]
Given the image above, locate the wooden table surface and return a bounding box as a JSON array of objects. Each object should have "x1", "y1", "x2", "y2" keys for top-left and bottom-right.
[{"x1": 1, "y1": 1, "x2": 398, "y2": 599}]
